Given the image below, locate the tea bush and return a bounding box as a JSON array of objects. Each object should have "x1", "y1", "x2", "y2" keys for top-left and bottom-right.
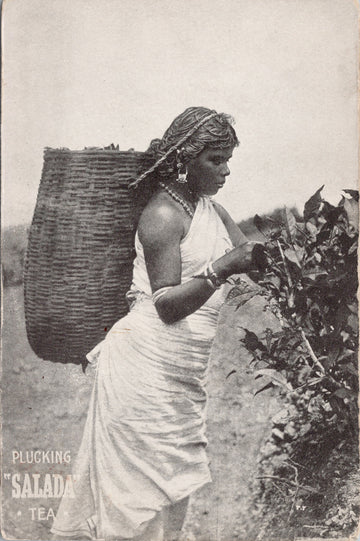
[{"x1": 229, "y1": 188, "x2": 359, "y2": 538}]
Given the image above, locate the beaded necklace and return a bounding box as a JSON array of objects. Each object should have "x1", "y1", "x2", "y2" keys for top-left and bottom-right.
[{"x1": 159, "y1": 182, "x2": 195, "y2": 218}]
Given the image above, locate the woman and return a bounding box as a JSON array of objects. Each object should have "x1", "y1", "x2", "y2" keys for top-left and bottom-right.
[{"x1": 51, "y1": 107, "x2": 266, "y2": 541}]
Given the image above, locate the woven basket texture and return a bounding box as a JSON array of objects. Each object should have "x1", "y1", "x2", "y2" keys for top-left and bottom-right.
[{"x1": 24, "y1": 148, "x2": 152, "y2": 365}]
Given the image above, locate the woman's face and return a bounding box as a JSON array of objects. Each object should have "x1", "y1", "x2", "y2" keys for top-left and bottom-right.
[{"x1": 186, "y1": 146, "x2": 234, "y2": 196}]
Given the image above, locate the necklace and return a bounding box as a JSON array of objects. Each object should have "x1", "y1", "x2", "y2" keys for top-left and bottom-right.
[{"x1": 159, "y1": 182, "x2": 195, "y2": 218}]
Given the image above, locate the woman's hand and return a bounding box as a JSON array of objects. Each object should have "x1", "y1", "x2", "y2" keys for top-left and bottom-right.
[
  {"x1": 212, "y1": 241, "x2": 268, "y2": 279},
  {"x1": 210, "y1": 202, "x2": 268, "y2": 276}
]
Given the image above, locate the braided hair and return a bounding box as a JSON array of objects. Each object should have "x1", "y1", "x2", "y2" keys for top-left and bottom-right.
[
  {"x1": 134, "y1": 107, "x2": 239, "y2": 188},
  {"x1": 131, "y1": 108, "x2": 238, "y2": 219},
  {"x1": 148, "y1": 106, "x2": 239, "y2": 180}
]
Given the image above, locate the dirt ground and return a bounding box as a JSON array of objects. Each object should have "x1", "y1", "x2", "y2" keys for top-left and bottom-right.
[{"x1": 2, "y1": 285, "x2": 280, "y2": 541}]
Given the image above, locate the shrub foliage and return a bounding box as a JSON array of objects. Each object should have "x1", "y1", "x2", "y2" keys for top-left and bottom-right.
[{"x1": 231, "y1": 187, "x2": 359, "y2": 536}]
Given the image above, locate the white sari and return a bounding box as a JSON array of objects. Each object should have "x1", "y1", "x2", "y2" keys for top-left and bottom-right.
[{"x1": 51, "y1": 196, "x2": 233, "y2": 540}]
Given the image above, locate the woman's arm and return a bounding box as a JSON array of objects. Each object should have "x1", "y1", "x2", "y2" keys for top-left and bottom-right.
[
  {"x1": 148, "y1": 246, "x2": 262, "y2": 324},
  {"x1": 211, "y1": 201, "x2": 248, "y2": 247},
  {"x1": 138, "y1": 198, "x2": 265, "y2": 324},
  {"x1": 138, "y1": 200, "x2": 217, "y2": 323}
]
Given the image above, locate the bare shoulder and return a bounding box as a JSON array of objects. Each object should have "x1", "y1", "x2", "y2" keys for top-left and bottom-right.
[{"x1": 138, "y1": 192, "x2": 184, "y2": 247}]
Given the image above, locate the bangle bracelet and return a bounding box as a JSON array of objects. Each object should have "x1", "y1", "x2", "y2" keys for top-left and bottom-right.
[
  {"x1": 206, "y1": 277, "x2": 217, "y2": 290},
  {"x1": 192, "y1": 271, "x2": 217, "y2": 290},
  {"x1": 206, "y1": 262, "x2": 226, "y2": 289},
  {"x1": 193, "y1": 264, "x2": 226, "y2": 290}
]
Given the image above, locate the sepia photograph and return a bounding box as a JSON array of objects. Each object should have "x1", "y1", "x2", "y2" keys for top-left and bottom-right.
[{"x1": 1, "y1": 1, "x2": 359, "y2": 540}]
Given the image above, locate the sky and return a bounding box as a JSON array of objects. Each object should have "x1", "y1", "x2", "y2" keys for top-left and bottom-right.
[{"x1": 2, "y1": 0, "x2": 358, "y2": 227}]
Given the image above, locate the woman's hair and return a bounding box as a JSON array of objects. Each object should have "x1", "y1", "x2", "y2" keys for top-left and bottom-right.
[
  {"x1": 144, "y1": 106, "x2": 239, "y2": 182},
  {"x1": 131, "y1": 107, "x2": 238, "y2": 218}
]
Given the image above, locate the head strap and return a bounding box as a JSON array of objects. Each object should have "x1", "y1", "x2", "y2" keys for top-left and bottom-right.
[{"x1": 129, "y1": 111, "x2": 218, "y2": 189}]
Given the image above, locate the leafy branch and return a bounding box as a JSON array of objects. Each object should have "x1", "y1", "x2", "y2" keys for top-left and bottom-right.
[{"x1": 234, "y1": 186, "x2": 358, "y2": 438}]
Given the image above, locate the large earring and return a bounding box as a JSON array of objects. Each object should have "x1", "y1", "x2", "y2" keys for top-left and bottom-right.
[{"x1": 176, "y1": 150, "x2": 188, "y2": 183}]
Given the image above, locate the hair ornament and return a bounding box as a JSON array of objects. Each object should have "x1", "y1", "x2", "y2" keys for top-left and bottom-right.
[{"x1": 129, "y1": 111, "x2": 217, "y2": 189}]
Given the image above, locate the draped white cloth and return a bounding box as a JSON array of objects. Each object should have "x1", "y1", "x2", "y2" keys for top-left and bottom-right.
[{"x1": 51, "y1": 196, "x2": 233, "y2": 540}]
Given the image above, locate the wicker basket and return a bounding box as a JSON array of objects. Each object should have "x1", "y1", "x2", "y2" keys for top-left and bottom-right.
[{"x1": 24, "y1": 147, "x2": 152, "y2": 366}]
